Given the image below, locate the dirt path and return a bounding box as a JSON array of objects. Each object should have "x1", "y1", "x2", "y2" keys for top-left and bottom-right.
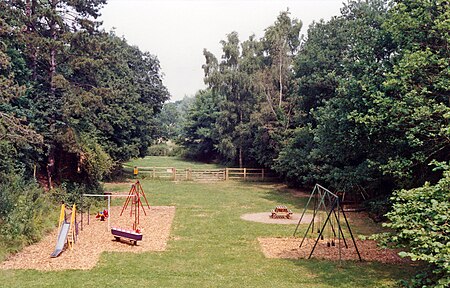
[{"x1": 0, "y1": 205, "x2": 175, "y2": 271}]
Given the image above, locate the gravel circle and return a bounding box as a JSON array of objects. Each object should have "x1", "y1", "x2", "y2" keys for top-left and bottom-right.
[{"x1": 240, "y1": 212, "x2": 315, "y2": 225}]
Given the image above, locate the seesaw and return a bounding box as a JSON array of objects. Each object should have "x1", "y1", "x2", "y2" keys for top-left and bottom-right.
[{"x1": 111, "y1": 227, "x2": 142, "y2": 246}]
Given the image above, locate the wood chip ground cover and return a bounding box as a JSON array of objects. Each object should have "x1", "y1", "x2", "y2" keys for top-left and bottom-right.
[
  {"x1": 258, "y1": 237, "x2": 410, "y2": 264},
  {"x1": 0, "y1": 205, "x2": 175, "y2": 271}
]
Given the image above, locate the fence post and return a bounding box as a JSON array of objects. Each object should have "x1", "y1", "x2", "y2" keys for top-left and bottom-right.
[
  {"x1": 173, "y1": 167, "x2": 176, "y2": 181},
  {"x1": 261, "y1": 168, "x2": 265, "y2": 181},
  {"x1": 244, "y1": 168, "x2": 247, "y2": 181},
  {"x1": 152, "y1": 167, "x2": 156, "y2": 178},
  {"x1": 225, "y1": 168, "x2": 229, "y2": 180}
]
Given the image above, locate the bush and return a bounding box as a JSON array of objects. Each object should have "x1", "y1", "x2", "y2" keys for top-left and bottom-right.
[
  {"x1": 378, "y1": 162, "x2": 450, "y2": 287},
  {"x1": 0, "y1": 174, "x2": 55, "y2": 256},
  {"x1": 50, "y1": 181, "x2": 103, "y2": 212},
  {"x1": 147, "y1": 143, "x2": 180, "y2": 156}
]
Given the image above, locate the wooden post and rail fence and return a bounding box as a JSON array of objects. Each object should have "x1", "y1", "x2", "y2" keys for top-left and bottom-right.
[{"x1": 124, "y1": 166, "x2": 276, "y2": 182}]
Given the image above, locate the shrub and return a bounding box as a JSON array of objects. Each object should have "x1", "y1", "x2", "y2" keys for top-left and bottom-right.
[
  {"x1": 147, "y1": 143, "x2": 180, "y2": 156},
  {"x1": 378, "y1": 162, "x2": 450, "y2": 287},
  {"x1": 50, "y1": 181, "x2": 103, "y2": 212},
  {"x1": 0, "y1": 174, "x2": 54, "y2": 255}
]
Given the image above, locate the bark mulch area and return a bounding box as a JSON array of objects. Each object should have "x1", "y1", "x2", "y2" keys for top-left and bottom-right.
[
  {"x1": 0, "y1": 205, "x2": 175, "y2": 271},
  {"x1": 258, "y1": 237, "x2": 410, "y2": 264}
]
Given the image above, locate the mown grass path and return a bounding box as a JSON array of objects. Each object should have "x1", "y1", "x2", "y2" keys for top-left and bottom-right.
[{"x1": 0, "y1": 178, "x2": 414, "y2": 287}]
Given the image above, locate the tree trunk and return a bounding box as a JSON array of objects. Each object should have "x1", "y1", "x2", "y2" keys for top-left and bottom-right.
[
  {"x1": 25, "y1": 0, "x2": 38, "y2": 81},
  {"x1": 49, "y1": 0, "x2": 57, "y2": 92},
  {"x1": 239, "y1": 146, "x2": 243, "y2": 168},
  {"x1": 279, "y1": 56, "x2": 283, "y2": 108},
  {"x1": 239, "y1": 110, "x2": 243, "y2": 168},
  {"x1": 47, "y1": 148, "x2": 55, "y2": 190}
]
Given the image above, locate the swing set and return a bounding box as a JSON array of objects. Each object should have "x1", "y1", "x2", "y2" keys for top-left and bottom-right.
[
  {"x1": 119, "y1": 180, "x2": 151, "y2": 230},
  {"x1": 293, "y1": 184, "x2": 361, "y2": 261}
]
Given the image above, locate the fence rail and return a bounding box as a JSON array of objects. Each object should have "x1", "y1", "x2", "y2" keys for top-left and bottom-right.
[{"x1": 127, "y1": 166, "x2": 275, "y2": 182}]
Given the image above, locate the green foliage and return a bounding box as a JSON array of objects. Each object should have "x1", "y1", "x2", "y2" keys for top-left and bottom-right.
[
  {"x1": 276, "y1": 0, "x2": 394, "y2": 196},
  {"x1": 50, "y1": 181, "x2": 103, "y2": 212},
  {"x1": 364, "y1": 0, "x2": 450, "y2": 186},
  {"x1": 154, "y1": 100, "x2": 190, "y2": 141},
  {"x1": 273, "y1": 126, "x2": 315, "y2": 185},
  {"x1": 78, "y1": 133, "x2": 114, "y2": 182},
  {"x1": 185, "y1": 0, "x2": 449, "y2": 206},
  {"x1": 188, "y1": 11, "x2": 302, "y2": 167},
  {"x1": 364, "y1": 196, "x2": 392, "y2": 223},
  {"x1": 181, "y1": 89, "x2": 220, "y2": 162},
  {"x1": 0, "y1": 1, "x2": 169, "y2": 190},
  {"x1": 147, "y1": 142, "x2": 180, "y2": 157},
  {"x1": 0, "y1": 174, "x2": 54, "y2": 254},
  {"x1": 62, "y1": 31, "x2": 170, "y2": 163},
  {"x1": 379, "y1": 162, "x2": 450, "y2": 287}
]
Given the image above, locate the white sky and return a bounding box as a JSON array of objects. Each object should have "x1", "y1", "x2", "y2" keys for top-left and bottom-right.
[{"x1": 100, "y1": 0, "x2": 345, "y2": 102}]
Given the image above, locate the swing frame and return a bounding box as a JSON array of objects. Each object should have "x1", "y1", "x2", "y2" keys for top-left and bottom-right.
[{"x1": 293, "y1": 184, "x2": 362, "y2": 261}]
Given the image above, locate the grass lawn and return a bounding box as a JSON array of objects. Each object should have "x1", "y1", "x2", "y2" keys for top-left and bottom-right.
[{"x1": 0, "y1": 157, "x2": 417, "y2": 287}]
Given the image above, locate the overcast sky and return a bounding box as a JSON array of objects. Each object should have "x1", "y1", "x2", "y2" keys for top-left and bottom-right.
[{"x1": 100, "y1": 0, "x2": 345, "y2": 102}]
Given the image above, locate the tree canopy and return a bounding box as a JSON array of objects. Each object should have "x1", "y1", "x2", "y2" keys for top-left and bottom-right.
[
  {"x1": 0, "y1": 0, "x2": 169, "y2": 188},
  {"x1": 183, "y1": 0, "x2": 449, "y2": 196}
]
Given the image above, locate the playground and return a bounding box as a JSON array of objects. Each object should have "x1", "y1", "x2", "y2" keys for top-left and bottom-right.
[
  {"x1": 0, "y1": 157, "x2": 418, "y2": 287},
  {"x1": 0, "y1": 203, "x2": 175, "y2": 270}
]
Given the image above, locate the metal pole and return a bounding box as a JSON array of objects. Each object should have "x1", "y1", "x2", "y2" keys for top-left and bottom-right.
[
  {"x1": 299, "y1": 191, "x2": 322, "y2": 248},
  {"x1": 308, "y1": 199, "x2": 337, "y2": 259},
  {"x1": 340, "y1": 202, "x2": 362, "y2": 261},
  {"x1": 293, "y1": 185, "x2": 317, "y2": 236},
  {"x1": 108, "y1": 195, "x2": 111, "y2": 231},
  {"x1": 333, "y1": 209, "x2": 349, "y2": 248},
  {"x1": 338, "y1": 199, "x2": 341, "y2": 265}
]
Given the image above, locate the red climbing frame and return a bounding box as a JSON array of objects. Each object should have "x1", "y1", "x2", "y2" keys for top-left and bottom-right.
[{"x1": 119, "y1": 180, "x2": 151, "y2": 230}]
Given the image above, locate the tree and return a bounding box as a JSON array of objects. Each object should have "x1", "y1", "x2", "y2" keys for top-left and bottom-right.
[
  {"x1": 250, "y1": 11, "x2": 302, "y2": 168},
  {"x1": 203, "y1": 32, "x2": 258, "y2": 166},
  {"x1": 275, "y1": 0, "x2": 395, "y2": 196},
  {"x1": 0, "y1": 9, "x2": 43, "y2": 176},
  {"x1": 361, "y1": 0, "x2": 450, "y2": 187},
  {"x1": 1, "y1": 1, "x2": 169, "y2": 189},
  {"x1": 181, "y1": 89, "x2": 220, "y2": 162},
  {"x1": 261, "y1": 10, "x2": 302, "y2": 110}
]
